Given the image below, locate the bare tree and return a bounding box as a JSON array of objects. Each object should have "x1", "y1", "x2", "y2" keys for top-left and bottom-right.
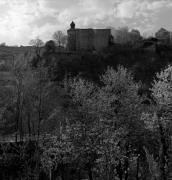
[
  {"x1": 29, "y1": 37, "x2": 44, "y2": 47},
  {"x1": 29, "y1": 37, "x2": 44, "y2": 53},
  {"x1": 53, "y1": 31, "x2": 67, "y2": 47},
  {"x1": 29, "y1": 37, "x2": 44, "y2": 67}
]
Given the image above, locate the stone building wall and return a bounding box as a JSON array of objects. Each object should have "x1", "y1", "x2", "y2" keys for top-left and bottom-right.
[
  {"x1": 94, "y1": 29, "x2": 111, "y2": 50},
  {"x1": 76, "y1": 29, "x2": 94, "y2": 51},
  {"x1": 67, "y1": 28, "x2": 111, "y2": 51},
  {"x1": 67, "y1": 29, "x2": 76, "y2": 51}
]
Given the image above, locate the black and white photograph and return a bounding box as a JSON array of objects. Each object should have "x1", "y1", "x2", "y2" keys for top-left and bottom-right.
[{"x1": 0, "y1": 0, "x2": 172, "y2": 179}]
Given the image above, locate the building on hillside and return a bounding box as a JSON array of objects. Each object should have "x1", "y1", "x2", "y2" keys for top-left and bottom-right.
[
  {"x1": 67, "y1": 21, "x2": 111, "y2": 51},
  {"x1": 112, "y1": 27, "x2": 130, "y2": 44},
  {"x1": 111, "y1": 27, "x2": 142, "y2": 45},
  {"x1": 155, "y1": 28, "x2": 172, "y2": 44},
  {"x1": 130, "y1": 29, "x2": 142, "y2": 44}
]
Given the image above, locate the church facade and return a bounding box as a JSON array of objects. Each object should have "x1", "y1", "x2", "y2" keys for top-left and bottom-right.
[{"x1": 67, "y1": 22, "x2": 111, "y2": 51}]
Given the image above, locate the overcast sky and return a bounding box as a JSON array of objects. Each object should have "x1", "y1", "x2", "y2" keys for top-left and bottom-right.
[{"x1": 0, "y1": 0, "x2": 172, "y2": 45}]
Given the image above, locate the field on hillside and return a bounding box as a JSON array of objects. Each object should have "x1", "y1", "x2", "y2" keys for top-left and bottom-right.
[
  {"x1": 0, "y1": 46, "x2": 35, "y2": 79},
  {"x1": 0, "y1": 46, "x2": 34, "y2": 66}
]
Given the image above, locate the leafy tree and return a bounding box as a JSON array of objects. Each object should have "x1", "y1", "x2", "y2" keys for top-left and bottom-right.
[
  {"x1": 63, "y1": 66, "x2": 144, "y2": 180},
  {"x1": 44, "y1": 40, "x2": 56, "y2": 53},
  {"x1": 96, "y1": 66, "x2": 144, "y2": 180},
  {"x1": 0, "y1": 42, "x2": 6, "y2": 47},
  {"x1": 41, "y1": 134, "x2": 74, "y2": 180},
  {"x1": 142, "y1": 65, "x2": 172, "y2": 180}
]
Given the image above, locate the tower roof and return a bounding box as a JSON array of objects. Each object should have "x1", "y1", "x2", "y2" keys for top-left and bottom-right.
[{"x1": 70, "y1": 21, "x2": 75, "y2": 29}]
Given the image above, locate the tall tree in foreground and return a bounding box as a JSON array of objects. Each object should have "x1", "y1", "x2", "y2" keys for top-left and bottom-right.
[
  {"x1": 152, "y1": 65, "x2": 172, "y2": 180},
  {"x1": 97, "y1": 66, "x2": 144, "y2": 180},
  {"x1": 142, "y1": 65, "x2": 172, "y2": 180},
  {"x1": 63, "y1": 66, "x2": 144, "y2": 180}
]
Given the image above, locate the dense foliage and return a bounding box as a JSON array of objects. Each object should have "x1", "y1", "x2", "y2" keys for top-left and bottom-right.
[{"x1": 1, "y1": 42, "x2": 172, "y2": 179}]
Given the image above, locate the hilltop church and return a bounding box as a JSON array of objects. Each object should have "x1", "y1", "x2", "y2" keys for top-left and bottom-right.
[{"x1": 67, "y1": 21, "x2": 111, "y2": 51}]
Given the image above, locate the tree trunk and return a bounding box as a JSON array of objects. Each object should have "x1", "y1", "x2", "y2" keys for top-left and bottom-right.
[
  {"x1": 88, "y1": 168, "x2": 93, "y2": 180},
  {"x1": 60, "y1": 164, "x2": 65, "y2": 180},
  {"x1": 124, "y1": 144, "x2": 129, "y2": 180},
  {"x1": 27, "y1": 112, "x2": 31, "y2": 140},
  {"x1": 136, "y1": 155, "x2": 140, "y2": 180},
  {"x1": 77, "y1": 169, "x2": 82, "y2": 180},
  {"x1": 116, "y1": 160, "x2": 123, "y2": 180},
  {"x1": 109, "y1": 164, "x2": 115, "y2": 180},
  {"x1": 158, "y1": 120, "x2": 168, "y2": 180},
  {"x1": 49, "y1": 169, "x2": 52, "y2": 180},
  {"x1": 124, "y1": 160, "x2": 129, "y2": 180}
]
